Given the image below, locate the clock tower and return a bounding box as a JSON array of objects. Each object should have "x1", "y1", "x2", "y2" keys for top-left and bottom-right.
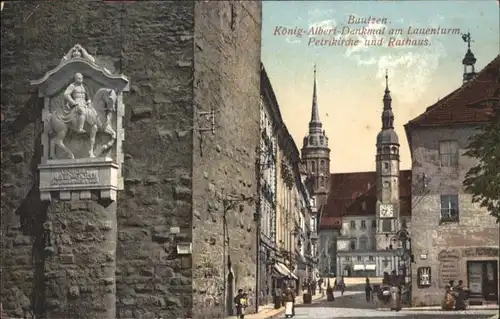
[
  {"x1": 301, "y1": 65, "x2": 330, "y2": 208},
  {"x1": 375, "y1": 71, "x2": 401, "y2": 251}
]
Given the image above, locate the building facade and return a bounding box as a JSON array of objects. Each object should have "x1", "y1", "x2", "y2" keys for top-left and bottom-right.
[
  {"x1": 320, "y1": 75, "x2": 413, "y2": 278},
  {"x1": 329, "y1": 171, "x2": 412, "y2": 277},
  {"x1": 405, "y1": 53, "x2": 499, "y2": 306},
  {"x1": 1, "y1": 2, "x2": 262, "y2": 319},
  {"x1": 300, "y1": 167, "x2": 320, "y2": 281},
  {"x1": 257, "y1": 66, "x2": 280, "y2": 306},
  {"x1": 297, "y1": 166, "x2": 319, "y2": 285},
  {"x1": 275, "y1": 129, "x2": 301, "y2": 287}
]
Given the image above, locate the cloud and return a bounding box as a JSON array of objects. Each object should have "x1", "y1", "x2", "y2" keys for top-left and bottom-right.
[
  {"x1": 286, "y1": 37, "x2": 301, "y2": 44},
  {"x1": 344, "y1": 22, "x2": 387, "y2": 57},
  {"x1": 338, "y1": 17, "x2": 447, "y2": 104},
  {"x1": 308, "y1": 19, "x2": 337, "y2": 31}
]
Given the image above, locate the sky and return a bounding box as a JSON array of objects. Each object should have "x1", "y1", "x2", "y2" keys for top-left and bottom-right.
[{"x1": 262, "y1": 0, "x2": 499, "y2": 173}]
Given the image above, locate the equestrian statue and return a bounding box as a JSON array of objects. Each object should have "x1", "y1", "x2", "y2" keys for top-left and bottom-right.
[{"x1": 46, "y1": 72, "x2": 118, "y2": 159}]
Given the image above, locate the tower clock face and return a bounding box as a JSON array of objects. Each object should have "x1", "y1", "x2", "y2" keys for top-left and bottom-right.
[{"x1": 380, "y1": 204, "x2": 394, "y2": 218}]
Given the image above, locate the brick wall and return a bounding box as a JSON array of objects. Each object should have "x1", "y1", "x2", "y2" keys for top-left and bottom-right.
[
  {"x1": 1, "y1": 1, "x2": 261, "y2": 318},
  {"x1": 409, "y1": 126, "x2": 499, "y2": 306}
]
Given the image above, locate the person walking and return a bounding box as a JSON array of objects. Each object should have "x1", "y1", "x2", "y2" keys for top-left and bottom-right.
[
  {"x1": 454, "y1": 280, "x2": 468, "y2": 310},
  {"x1": 338, "y1": 276, "x2": 345, "y2": 296},
  {"x1": 442, "y1": 284, "x2": 455, "y2": 310},
  {"x1": 365, "y1": 277, "x2": 373, "y2": 302},
  {"x1": 234, "y1": 289, "x2": 248, "y2": 319},
  {"x1": 284, "y1": 286, "x2": 296, "y2": 318}
]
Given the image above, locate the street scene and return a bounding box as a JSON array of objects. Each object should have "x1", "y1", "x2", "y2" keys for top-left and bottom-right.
[
  {"x1": 1, "y1": 1, "x2": 499, "y2": 319},
  {"x1": 286, "y1": 285, "x2": 498, "y2": 319}
]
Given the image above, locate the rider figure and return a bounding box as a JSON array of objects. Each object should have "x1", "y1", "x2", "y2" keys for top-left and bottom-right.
[{"x1": 64, "y1": 72, "x2": 91, "y2": 133}]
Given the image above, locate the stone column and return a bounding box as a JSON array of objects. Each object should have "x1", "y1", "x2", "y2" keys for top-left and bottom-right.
[{"x1": 43, "y1": 201, "x2": 117, "y2": 319}]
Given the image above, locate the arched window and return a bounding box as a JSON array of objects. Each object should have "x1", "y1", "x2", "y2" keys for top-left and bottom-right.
[
  {"x1": 320, "y1": 178, "x2": 324, "y2": 187},
  {"x1": 311, "y1": 161, "x2": 316, "y2": 172},
  {"x1": 391, "y1": 146, "x2": 398, "y2": 154},
  {"x1": 309, "y1": 136, "x2": 315, "y2": 145},
  {"x1": 320, "y1": 160, "x2": 325, "y2": 171}
]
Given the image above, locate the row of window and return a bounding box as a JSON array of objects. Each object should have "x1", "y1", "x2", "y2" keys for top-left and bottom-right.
[
  {"x1": 348, "y1": 219, "x2": 408, "y2": 230},
  {"x1": 350, "y1": 220, "x2": 376, "y2": 229},
  {"x1": 343, "y1": 256, "x2": 391, "y2": 267},
  {"x1": 349, "y1": 237, "x2": 373, "y2": 251},
  {"x1": 344, "y1": 256, "x2": 374, "y2": 262},
  {"x1": 344, "y1": 194, "x2": 459, "y2": 230}
]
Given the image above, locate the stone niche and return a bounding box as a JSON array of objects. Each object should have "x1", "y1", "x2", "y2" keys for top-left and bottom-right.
[{"x1": 31, "y1": 44, "x2": 129, "y2": 202}]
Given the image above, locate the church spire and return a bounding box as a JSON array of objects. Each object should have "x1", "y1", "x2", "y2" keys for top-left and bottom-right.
[
  {"x1": 309, "y1": 64, "x2": 322, "y2": 133},
  {"x1": 382, "y1": 70, "x2": 394, "y2": 130}
]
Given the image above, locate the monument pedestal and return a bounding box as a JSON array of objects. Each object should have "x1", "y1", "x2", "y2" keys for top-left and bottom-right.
[{"x1": 39, "y1": 157, "x2": 120, "y2": 202}]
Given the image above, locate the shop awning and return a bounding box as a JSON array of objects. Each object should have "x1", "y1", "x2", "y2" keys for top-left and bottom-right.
[
  {"x1": 273, "y1": 263, "x2": 289, "y2": 277},
  {"x1": 365, "y1": 264, "x2": 376, "y2": 270},
  {"x1": 273, "y1": 262, "x2": 298, "y2": 279},
  {"x1": 353, "y1": 264, "x2": 365, "y2": 271}
]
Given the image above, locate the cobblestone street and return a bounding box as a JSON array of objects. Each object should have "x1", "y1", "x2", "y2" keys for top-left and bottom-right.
[{"x1": 275, "y1": 289, "x2": 498, "y2": 319}]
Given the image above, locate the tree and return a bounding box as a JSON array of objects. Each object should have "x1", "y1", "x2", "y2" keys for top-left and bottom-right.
[{"x1": 463, "y1": 102, "x2": 500, "y2": 223}]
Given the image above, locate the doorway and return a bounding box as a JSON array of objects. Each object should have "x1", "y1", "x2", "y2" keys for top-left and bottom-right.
[
  {"x1": 227, "y1": 271, "x2": 235, "y2": 315},
  {"x1": 467, "y1": 260, "x2": 498, "y2": 303}
]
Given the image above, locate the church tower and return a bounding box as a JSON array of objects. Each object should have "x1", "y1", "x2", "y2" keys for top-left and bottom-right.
[
  {"x1": 375, "y1": 71, "x2": 400, "y2": 251},
  {"x1": 301, "y1": 65, "x2": 331, "y2": 208},
  {"x1": 461, "y1": 32, "x2": 476, "y2": 83}
]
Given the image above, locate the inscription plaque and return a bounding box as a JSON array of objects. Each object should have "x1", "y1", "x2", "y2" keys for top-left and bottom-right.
[
  {"x1": 438, "y1": 250, "x2": 460, "y2": 287},
  {"x1": 462, "y1": 247, "x2": 499, "y2": 258},
  {"x1": 51, "y1": 169, "x2": 99, "y2": 185}
]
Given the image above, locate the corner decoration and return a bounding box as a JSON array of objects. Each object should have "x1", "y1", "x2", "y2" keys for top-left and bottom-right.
[{"x1": 30, "y1": 44, "x2": 129, "y2": 202}]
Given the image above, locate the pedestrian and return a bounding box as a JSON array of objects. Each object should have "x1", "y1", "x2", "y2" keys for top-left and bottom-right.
[
  {"x1": 338, "y1": 276, "x2": 345, "y2": 295},
  {"x1": 454, "y1": 280, "x2": 467, "y2": 310},
  {"x1": 365, "y1": 277, "x2": 373, "y2": 302},
  {"x1": 234, "y1": 288, "x2": 247, "y2": 319},
  {"x1": 441, "y1": 284, "x2": 455, "y2": 310},
  {"x1": 284, "y1": 286, "x2": 295, "y2": 318}
]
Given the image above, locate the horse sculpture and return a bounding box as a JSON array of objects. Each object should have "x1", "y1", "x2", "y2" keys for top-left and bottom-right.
[{"x1": 47, "y1": 88, "x2": 118, "y2": 159}]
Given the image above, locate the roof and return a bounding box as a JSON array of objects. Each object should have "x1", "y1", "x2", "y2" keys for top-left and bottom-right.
[
  {"x1": 406, "y1": 55, "x2": 500, "y2": 128},
  {"x1": 319, "y1": 170, "x2": 412, "y2": 229}
]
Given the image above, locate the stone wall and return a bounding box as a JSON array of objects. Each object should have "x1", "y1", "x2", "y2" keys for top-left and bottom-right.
[
  {"x1": 192, "y1": 2, "x2": 262, "y2": 318},
  {"x1": 115, "y1": 2, "x2": 195, "y2": 319},
  {"x1": 409, "y1": 126, "x2": 500, "y2": 306},
  {"x1": 1, "y1": 1, "x2": 261, "y2": 318}
]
